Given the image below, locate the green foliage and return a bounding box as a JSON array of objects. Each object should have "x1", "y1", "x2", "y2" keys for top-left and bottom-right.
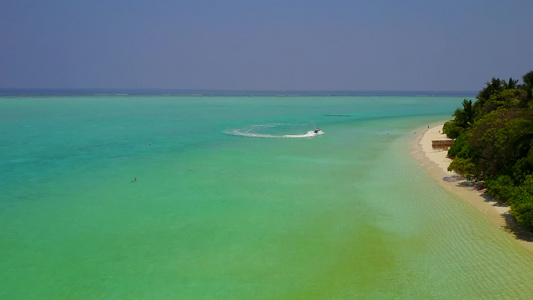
[
  {"x1": 448, "y1": 157, "x2": 476, "y2": 177},
  {"x1": 503, "y1": 77, "x2": 519, "y2": 90},
  {"x1": 486, "y1": 175, "x2": 517, "y2": 202},
  {"x1": 464, "y1": 109, "x2": 533, "y2": 178},
  {"x1": 447, "y1": 132, "x2": 470, "y2": 158},
  {"x1": 477, "y1": 77, "x2": 504, "y2": 104},
  {"x1": 509, "y1": 176, "x2": 533, "y2": 228},
  {"x1": 511, "y1": 200, "x2": 533, "y2": 228},
  {"x1": 442, "y1": 121, "x2": 463, "y2": 139},
  {"x1": 485, "y1": 174, "x2": 533, "y2": 228},
  {"x1": 451, "y1": 99, "x2": 475, "y2": 127},
  {"x1": 523, "y1": 71, "x2": 533, "y2": 87},
  {"x1": 511, "y1": 158, "x2": 533, "y2": 185},
  {"x1": 482, "y1": 89, "x2": 520, "y2": 114},
  {"x1": 443, "y1": 98, "x2": 475, "y2": 139},
  {"x1": 444, "y1": 70, "x2": 533, "y2": 229},
  {"x1": 521, "y1": 71, "x2": 533, "y2": 108}
]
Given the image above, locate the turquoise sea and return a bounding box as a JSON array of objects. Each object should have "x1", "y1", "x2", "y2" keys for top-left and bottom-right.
[{"x1": 2, "y1": 93, "x2": 533, "y2": 299}]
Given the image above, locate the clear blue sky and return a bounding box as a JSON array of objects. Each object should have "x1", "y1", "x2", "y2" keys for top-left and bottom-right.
[{"x1": 1, "y1": 0, "x2": 532, "y2": 91}]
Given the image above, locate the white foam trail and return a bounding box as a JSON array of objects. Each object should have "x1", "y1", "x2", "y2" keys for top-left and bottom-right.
[
  {"x1": 227, "y1": 124, "x2": 324, "y2": 138},
  {"x1": 283, "y1": 130, "x2": 324, "y2": 138}
]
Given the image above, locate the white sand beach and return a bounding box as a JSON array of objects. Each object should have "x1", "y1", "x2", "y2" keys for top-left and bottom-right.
[{"x1": 413, "y1": 124, "x2": 533, "y2": 252}]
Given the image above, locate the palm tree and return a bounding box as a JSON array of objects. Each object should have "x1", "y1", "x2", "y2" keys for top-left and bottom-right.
[
  {"x1": 463, "y1": 99, "x2": 475, "y2": 125},
  {"x1": 523, "y1": 71, "x2": 533, "y2": 87},
  {"x1": 477, "y1": 77, "x2": 503, "y2": 104},
  {"x1": 453, "y1": 99, "x2": 475, "y2": 128},
  {"x1": 519, "y1": 71, "x2": 533, "y2": 108},
  {"x1": 509, "y1": 115, "x2": 533, "y2": 164},
  {"x1": 503, "y1": 77, "x2": 519, "y2": 90}
]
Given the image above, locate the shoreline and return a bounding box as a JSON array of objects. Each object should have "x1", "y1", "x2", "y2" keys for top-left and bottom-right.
[{"x1": 411, "y1": 124, "x2": 533, "y2": 253}]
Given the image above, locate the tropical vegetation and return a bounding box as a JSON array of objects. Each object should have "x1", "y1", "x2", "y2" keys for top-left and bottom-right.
[{"x1": 443, "y1": 70, "x2": 533, "y2": 228}]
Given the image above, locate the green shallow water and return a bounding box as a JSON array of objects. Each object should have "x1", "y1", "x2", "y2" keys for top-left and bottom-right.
[{"x1": 1, "y1": 95, "x2": 533, "y2": 299}]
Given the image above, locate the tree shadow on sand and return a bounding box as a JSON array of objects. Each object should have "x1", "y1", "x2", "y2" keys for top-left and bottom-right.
[
  {"x1": 502, "y1": 213, "x2": 533, "y2": 242},
  {"x1": 445, "y1": 176, "x2": 533, "y2": 242},
  {"x1": 443, "y1": 175, "x2": 463, "y2": 182},
  {"x1": 479, "y1": 193, "x2": 533, "y2": 242}
]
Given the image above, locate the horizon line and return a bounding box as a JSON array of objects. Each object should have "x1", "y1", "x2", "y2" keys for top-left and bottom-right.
[
  {"x1": 0, "y1": 88, "x2": 477, "y2": 97},
  {"x1": 0, "y1": 87, "x2": 477, "y2": 92}
]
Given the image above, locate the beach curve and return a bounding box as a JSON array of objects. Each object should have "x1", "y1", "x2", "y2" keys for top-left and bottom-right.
[{"x1": 412, "y1": 124, "x2": 533, "y2": 253}]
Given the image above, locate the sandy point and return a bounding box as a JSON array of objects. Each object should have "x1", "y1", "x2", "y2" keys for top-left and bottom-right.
[{"x1": 412, "y1": 124, "x2": 533, "y2": 253}]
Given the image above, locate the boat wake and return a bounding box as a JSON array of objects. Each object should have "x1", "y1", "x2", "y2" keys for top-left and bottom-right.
[{"x1": 227, "y1": 124, "x2": 324, "y2": 138}]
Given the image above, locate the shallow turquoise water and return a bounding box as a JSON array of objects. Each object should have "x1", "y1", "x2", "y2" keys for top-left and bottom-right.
[{"x1": 1, "y1": 95, "x2": 533, "y2": 299}]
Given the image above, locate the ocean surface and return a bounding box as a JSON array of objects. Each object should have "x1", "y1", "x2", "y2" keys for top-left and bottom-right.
[{"x1": 2, "y1": 93, "x2": 533, "y2": 299}]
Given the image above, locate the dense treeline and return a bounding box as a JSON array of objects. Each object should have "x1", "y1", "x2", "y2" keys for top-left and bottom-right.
[{"x1": 443, "y1": 70, "x2": 533, "y2": 228}]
